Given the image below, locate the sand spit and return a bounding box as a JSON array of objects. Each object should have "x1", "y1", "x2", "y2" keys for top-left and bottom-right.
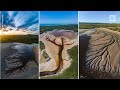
[
  {"x1": 80, "y1": 28, "x2": 120, "y2": 79},
  {"x1": 40, "y1": 30, "x2": 78, "y2": 76},
  {"x1": 1, "y1": 43, "x2": 38, "y2": 79}
]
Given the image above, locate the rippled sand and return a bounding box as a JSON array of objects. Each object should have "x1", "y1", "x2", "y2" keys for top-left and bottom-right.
[{"x1": 80, "y1": 28, "x2": 120, "y2": 79}]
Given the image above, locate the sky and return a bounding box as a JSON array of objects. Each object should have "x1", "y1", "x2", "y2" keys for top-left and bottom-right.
[
  {"x1": 2, "y1": 11, "x2": 38, "y2": 31},
  {"x1": 40, "y1": 11, "x2": 78, "y2": 24},
  {"x1": 79, "y1": 11, "x2": 120, "y2": 23},
  {"x1": 0, "y1": 11, "x2": 1, "y2": 29}
]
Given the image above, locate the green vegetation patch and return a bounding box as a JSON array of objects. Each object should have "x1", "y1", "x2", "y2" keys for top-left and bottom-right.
[
  {"x1": 40, "y1": 24, "x2": 78, "y2": 34},
  {"x1": 1, "y1": 35, "x2": 38, "y2": 44},
  {"x1": 79, "y1": 23, "x2": 120, "y2": 32},
  {"x1": 43, "y1": 50, "x2": 50, "y2": 59},
  {"x1": 107, "y1": 27, "x2": 120, "y2": 32},
  {"x1": 40, "y1": 41, "x2": 45, "y2": 50}
]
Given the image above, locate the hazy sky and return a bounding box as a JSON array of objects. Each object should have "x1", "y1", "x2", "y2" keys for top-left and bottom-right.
[
  {"x1": 40, "y1": 11, "x2": 78, "y2": 24},
  {"x1": 79, "y1": 11, "x2": 120, "y2": 23},
  {"x1": 2, "y1": 11, "x2": 38, "y2": 31}
]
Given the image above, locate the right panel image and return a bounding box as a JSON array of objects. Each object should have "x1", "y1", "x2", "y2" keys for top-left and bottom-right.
[
  {"x1": 79, "y1": 11, "x2": 120, "y2": 79},
  {"x1": 40, "y1": 11, "x2": 78, "y2": 79}
]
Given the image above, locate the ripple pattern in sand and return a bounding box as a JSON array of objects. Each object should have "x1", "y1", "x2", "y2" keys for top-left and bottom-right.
[{"x1": 85, "y1": 31, "x2": 120, "y2": 76}]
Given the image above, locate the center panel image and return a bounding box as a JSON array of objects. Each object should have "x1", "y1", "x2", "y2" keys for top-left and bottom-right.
[
  {"x1": 0, "y1": 11, "x2": 39, "y2": 79},
  {"x1": 39, "y1": 11, "x2": 78, "y2": 79}
]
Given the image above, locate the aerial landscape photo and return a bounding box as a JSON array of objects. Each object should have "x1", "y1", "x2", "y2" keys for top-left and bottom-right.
[
  {"x1": 79, "y1": 11, "x2": 120, "y2": 79},
  {"x1": 0, "y1": 11, "x2": 39, "y2": 79},
  {"x1": 0, "y1": 11, "x2": 1, "y2": 79},
  {"x1": 40, "y1": 11, "x2": 78, "y2": 79}
]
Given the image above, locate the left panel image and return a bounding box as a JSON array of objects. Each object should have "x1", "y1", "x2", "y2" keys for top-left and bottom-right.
[
  {"x1": 0, "y1": 11, "x2": 39, "y2": 79},
  {"x1": 0, "y1": 11, "x2": 2, "y2": 79}
]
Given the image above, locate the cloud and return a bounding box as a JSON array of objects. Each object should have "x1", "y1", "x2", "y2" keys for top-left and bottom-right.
[
  {"x1": 27, "y1": 23, "x2": 38, "y2": 31},
  {"x1": 2, "y1": 11, "x2": 38, "y2": 31}
]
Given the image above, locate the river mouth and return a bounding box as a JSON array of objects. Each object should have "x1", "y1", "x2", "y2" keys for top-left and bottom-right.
[{"x1": 1, "y1": 43, "x2": 38, "y2": 79}]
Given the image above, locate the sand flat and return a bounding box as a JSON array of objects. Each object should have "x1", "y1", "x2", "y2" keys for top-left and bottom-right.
[
  {"x1": 80, "y1": 28, "x2": 120, "y2": 79},
  {"x1": 1, "y1": 43, "x2": 38, "y2": 79}
]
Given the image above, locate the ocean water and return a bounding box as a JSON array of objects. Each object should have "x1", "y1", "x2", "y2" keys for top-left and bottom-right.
[
  {"x1": 40, "y1": 24, "x2": 63, "y2": 26},
  {"x1": 40, "y1": 24, "x2": 74, "y2": 26}
]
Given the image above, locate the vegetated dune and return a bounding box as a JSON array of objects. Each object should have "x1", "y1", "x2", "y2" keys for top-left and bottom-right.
[
  {"x1": 80, "y1": 28, "x2": 120, "y2": 79},
  {"x1": 1, "y1": 43, "x2": 38, "y2": 79},
  {"x1": 40, "y1": 30, "x2": 78, "y2": 77}
]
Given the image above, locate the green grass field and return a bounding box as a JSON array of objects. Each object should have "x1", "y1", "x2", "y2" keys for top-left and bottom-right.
[
  {"x1": 79, "y1": 23, "x2": 120, "y2": 32},
  {"x1": 41, "y1": 46, "x2": 78, "y2": 79},
  {"x1": 0, "y1": 35, "x2": 38, "y2": 44}
]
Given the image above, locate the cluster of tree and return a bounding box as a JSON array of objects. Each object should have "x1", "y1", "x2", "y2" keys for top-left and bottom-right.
[
  {"x1": 40, "y1": 24, "x2": 78, "y2": 34},
  {"x1": 1, "y1": 35, "x2": 38, "y2": 44},
  {"x1": 107, "y1": 27, "x2": 120, "y2": 32},
  {"x1": 40, "y1": 41, "x2": 45, "y2": 50}
]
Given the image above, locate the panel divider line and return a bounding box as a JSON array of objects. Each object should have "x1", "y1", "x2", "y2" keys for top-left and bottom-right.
[
  {"x1": 38, "y1": 11, "x2": 40, "y2": 79},
  {"x1": 78, "y1": 11, "x2": 79, "y2": 79}
]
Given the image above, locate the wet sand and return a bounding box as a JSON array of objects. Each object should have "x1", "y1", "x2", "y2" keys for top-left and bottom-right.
[{"x1": 1, "y1": 43, "x2": 38, "y2": 79}]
